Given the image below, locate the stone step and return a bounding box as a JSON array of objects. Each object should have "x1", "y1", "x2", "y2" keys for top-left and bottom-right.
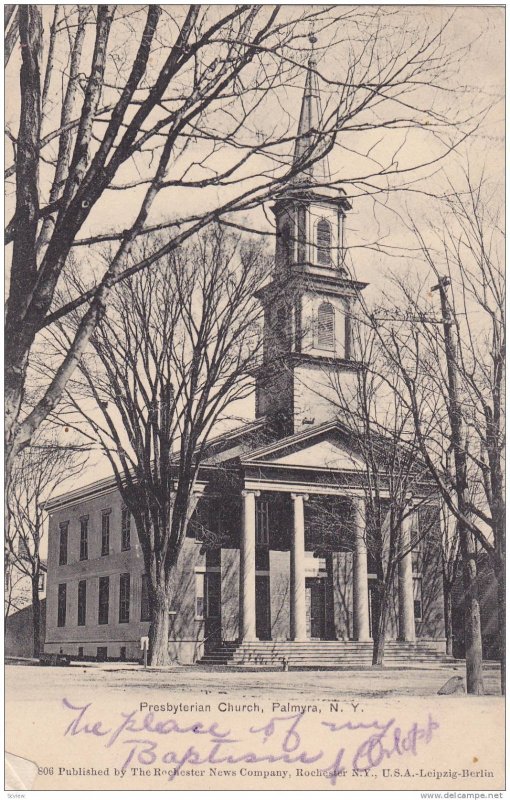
[
  {"x1": 198, "y1": 639, "x2": 452, "y2": 667},
  {"x1": 217, "y1": 640, "x2": 445, "y2": 648},
  {"x1": 204, "y1": 647, "x2": 447, "y2": 654},
  {"x1": 199, "y1": 640, "x2": 456, "y2": 669}
]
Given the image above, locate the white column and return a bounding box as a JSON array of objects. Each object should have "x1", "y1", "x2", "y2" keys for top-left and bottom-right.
[
  {"x1": 290, "y1": 493, "x2": 308, "y2": 641},
  {"x1": 398, "y1": 512, "x2": 416, "y2": 642},
  {"x1": 240, "y1": 490, "x2": 259, "y2": 642},
  {"x1": 352, "y1": 497, "x2": 370, "y2": 642}
]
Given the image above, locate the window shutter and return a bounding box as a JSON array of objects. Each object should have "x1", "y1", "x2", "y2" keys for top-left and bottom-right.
[
  {"x1": 317, "y1": 302, "x2": 335, "y2": 350},
  {"x1": 317, "y1": 219, "x2": 331, "y2": 265},
  {"x1": 281, "y1": 222, "x2": 292, "y2": 265}
]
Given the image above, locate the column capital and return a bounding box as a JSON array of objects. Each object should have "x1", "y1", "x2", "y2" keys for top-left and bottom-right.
[
  {"x1": 241, "y1": 489, "x2": 260, "y2": 498},
  {"x1": 290, "y1": 492, "x2": 309, "y2": 501},
  {"x1": 350, "y1": 495, "x2": 366, "y2": 509}
]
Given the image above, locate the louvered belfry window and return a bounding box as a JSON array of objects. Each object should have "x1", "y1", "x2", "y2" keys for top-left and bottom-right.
[
  {"x1": 317, "y1": 301, "x2": 335, "y2": 350},
  {"x1": 281, "y1": 222, "x2": 292, "y2": 265},
  {"x1": 317, "y1": 218, "x2": 331, "y2": 265}
]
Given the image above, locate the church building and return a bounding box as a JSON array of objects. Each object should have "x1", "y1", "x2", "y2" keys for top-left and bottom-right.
[{"x1": 44, "y1": 47, "x2": 448, "y2": 667}]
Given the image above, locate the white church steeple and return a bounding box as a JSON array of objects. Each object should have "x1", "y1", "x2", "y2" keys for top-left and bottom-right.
[
  {"x1": 254, "y1": 37, "x2": 366, "y2": 437},
  {"x1": 292, "y1": 34, "x2": 332, "y2": 185}
]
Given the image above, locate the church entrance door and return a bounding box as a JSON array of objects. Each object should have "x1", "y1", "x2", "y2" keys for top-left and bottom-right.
[
  {"x1": 306, "y1": 578, "x2": 327, "y2": 639},
  {"x1": 256, "y1": 575, "x2": 271, "y2": 640},
  {"x1": 204, "y1": 572, "x2": 221, "y2": 653}
]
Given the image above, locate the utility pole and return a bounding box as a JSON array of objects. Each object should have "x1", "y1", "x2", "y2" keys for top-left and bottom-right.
[{"x1": 431, "y1": 276, "x2": 484, "y2": 695}]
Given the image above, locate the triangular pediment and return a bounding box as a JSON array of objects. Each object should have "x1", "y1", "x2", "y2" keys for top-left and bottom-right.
[
  {"x1": 267, "y1": 437, "x2": 363, "y2": 470},
  {"x1": 241, "y1": 422, "x2": 364, "y2": 472}
]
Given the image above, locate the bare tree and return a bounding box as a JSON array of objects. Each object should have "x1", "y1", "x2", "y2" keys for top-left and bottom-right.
[
  {"x1": 440, "y1": 506, "x2": 461, "y2": 657},
  {"x1": 371, "y1": 170, "x2": 503, "y2": 693},
  {"x1": 5, "y1": 5, "x2": 484, "y2": 482},
  {"x1": 4, "y1": 556, "x2": 31, "y2": 621},
  {"x1": 6, "y1": 435, "x2": 86, "y2": 656},
  {"x1": 321, "y1": 325, "x2": 440, "y2": 665},
  {"x1": 48, "y1": 226, "x2": 268, "y2": 664}
]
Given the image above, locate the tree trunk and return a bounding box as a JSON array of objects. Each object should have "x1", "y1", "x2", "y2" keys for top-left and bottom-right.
[
  {"x1": 148, "y1": 585, "x2": 171, "y2": 666},
  {"x1": 443, "y1": 582, "x2": 454, "y2": 657},
  {"x1": 434, "y1": 282, "x2": 484, "y2": 694},
  {"x1": 461, "y1": 536, "x2": 484, "y2": 695},
  {"x1": 496, "y1": 566, "x2": 505, "y2": 695},
  {"x1": 372, "y1": 589, "x2": 389, "y2": 666},
  {"x1": 31, "y1": 577, "x2": 41, "y2": 658}
]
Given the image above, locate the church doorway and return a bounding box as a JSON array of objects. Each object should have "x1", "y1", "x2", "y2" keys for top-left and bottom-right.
[
  {"x1": 306, "y1": 577, "x2": 327, "y2": 639},
  {"x1": 204, "y1": 572, "x2": 221, "y2": 653},
  {"x1": 256, "y1": 574, "x2": 271, "y2": 640},
  {"x1": 368, "y1": 579, "x2": 380, "y2": 639}
]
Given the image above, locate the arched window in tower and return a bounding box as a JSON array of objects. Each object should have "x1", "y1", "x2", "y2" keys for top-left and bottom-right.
[
  {"x1": 297, "y1": 206, "x2": 306, "y2": 262},
  {"x1": 316, "y1": 218, "x2": 331, "y2": 265},
  {"x1": 281, "y1": 222, "x2": 292, "y2": 266},
  {"x1": 317, "y1": 301, "x2": 335, "y2": 351}
]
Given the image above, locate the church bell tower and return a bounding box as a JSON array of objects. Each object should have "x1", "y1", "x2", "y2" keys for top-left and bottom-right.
[{"x1": 255, "y1": 37, "x2": 367, "y2": 436}]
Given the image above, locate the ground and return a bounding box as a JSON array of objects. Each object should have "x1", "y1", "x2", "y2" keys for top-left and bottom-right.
[
  {"x1": 5, "y1": 658, "x2": 504, "y2": 699},
  {"x1": 5, "y1": 661, "x2": 504, "y2": 792}
]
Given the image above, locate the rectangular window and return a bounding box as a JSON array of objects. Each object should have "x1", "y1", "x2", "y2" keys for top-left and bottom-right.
[
  {"x1": 78, "y1": 646, "x2": 84, "y2": 658},
  {"x1": 79, "y1": 516, "x2": 88, "y2": 561},
  {"x1": 119, "y1": 573, "x2": 130, "y2": 623},
  {"x1": 195, "y1": 572, "x2": 205, "y2": 620},
  {"x1": 256, "y1": 500, "x2": 270, "y2": 546},
  {"x1": 98, "y1": 576, "x2": 109, "y2": 625},
  {"x1": 413, "y1": 576, "x2": 423, "y2": 621},
  {"x1": 77, "y1": 579, "x2": 86, "y2": 626},
  {"x1": 206, "y1": 547, "x2": 221, "y2": 569},
  {"x1": 101, "y1": 510, "x2": 111, "y2": 556},
  {"x1": 17, "y1": 537, "x2": 29, "y2": 558},
  {"x1": 38, "y1": 573, "x2": 45, "y2": 592},
  {"x1": 97, "y1": 646, "x2": 107, "y2": 661},
  {"x1": 411, "y1": 521, "x2": 423, "y2": 574},
  {"x1": 411, "y1": 549, "x2": 422, "y2": 574},
  {"x1": 205, "y1": 573, "x2": 221, "y2": 619},
  {"x1": 59, "y1": 522, "x2": 69, "y2": 565},
  {"x1": 57, "y1": 583, "x2": 66, "y2": 627},
  {"x1": 121, "y1": 506, "x2": 131, "y2": 551},
  {"x1": 140, "y1": 574, "x2": 151, "y2": 622}
]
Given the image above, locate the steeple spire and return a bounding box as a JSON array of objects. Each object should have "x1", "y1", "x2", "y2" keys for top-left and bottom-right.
[{"x1": 292, "y1": 32, "x2": 331, "y2": 185}]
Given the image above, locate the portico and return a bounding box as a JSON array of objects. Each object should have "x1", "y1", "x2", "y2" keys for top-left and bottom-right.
[{"x1": 235, "y1": 422, "x2": 417, "y2": 645}]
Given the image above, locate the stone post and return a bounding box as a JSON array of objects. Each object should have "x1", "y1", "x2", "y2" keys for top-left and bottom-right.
[
  {"x1": 398, "y1": 512, "x2": 416, "y2": 642},
  {"x1": 290, "y1": 493, "x2": 308, "y2": 641},
  {"x1": 240, "y1": 490, "x2": 259, "y2": 642},
  {"x1": 352, "y1": 496, "x2": 370, "y2": 642}
]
